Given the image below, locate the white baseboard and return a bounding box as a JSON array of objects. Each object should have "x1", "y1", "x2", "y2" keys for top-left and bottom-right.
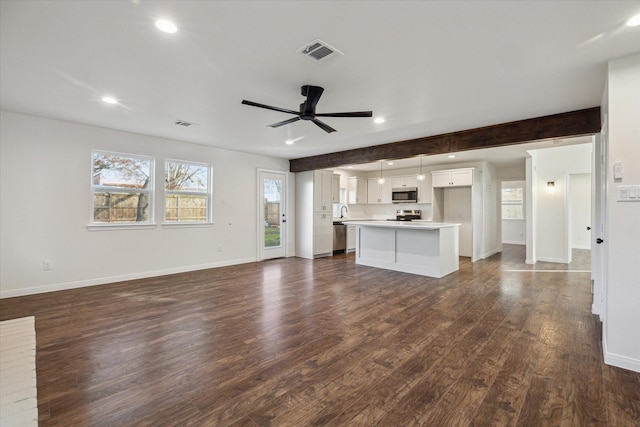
[
  {"x1": 537, "y1": 256, "x2": 570, "y2": 264},
  {"x1": 603, "y1": 336, "x2": 640, "y2": 373},
  {"x1": 482, "y1": 248, "x2": 502, "y2": 259},
  {"x1": 572, "y1": 244, "x2": 591, "y2": 250},
  {"x1": 0, "y1": 257, "x2": 256, "y2": 299},
  {"x1": 502, "y1": 240, "x2": 525, "y2": 245}
]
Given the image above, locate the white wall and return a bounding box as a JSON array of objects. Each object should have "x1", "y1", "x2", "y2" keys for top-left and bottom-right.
[
  {"x1": 0, "y1": 111, "x2": 291, "y2": 297},
  {"x1": 602, "y1": 53, "x2": 640, "y2": 372},
  {"x1": 529, "y1": 144, "x2": 592, "y2": 263}
]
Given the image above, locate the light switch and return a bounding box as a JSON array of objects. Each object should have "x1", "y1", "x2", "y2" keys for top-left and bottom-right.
[{"x1": 617, "y1": 185, "x2": 640, "y2": 202}]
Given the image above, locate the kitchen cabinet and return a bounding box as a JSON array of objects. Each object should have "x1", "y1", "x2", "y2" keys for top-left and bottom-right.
[
  {"x1": 332, "y1": 174, "x2": 341, "y2": 203},
  {"x1": 432, "y1": 168, "x2": 474, "y2": 187},
  {"x1": 391, "y1": 175, "x2": 418, "y2": 189},
  {"x1": 432, "y1": 167, "x2": 483, "y2": 262},
  {"x1": 314, "y1": 212, "x2": 333, "y2": 255},
  {"x1": 417, "y1": 174, "x2": 433, "y2": 203},
  {"x1": 346, "y1": 224, "x2": 356, "y2": 253},
  {"x1": 295, "y1": 170, "x2": 335, "y2": 259},
  {"x1": 367, "y1": 178, "x2": 392, "y2": 204},
  {"x1": 348, "y1": 177, "x2": 368, "y2": 204},
  {"x1": 313, "y1": 170, "x2": 333, "y2": 211}
]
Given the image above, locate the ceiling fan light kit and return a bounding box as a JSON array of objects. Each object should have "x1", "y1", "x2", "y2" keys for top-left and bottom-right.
[{"x1": 242, "y1": 85, "x2": 373, "y2": 133}]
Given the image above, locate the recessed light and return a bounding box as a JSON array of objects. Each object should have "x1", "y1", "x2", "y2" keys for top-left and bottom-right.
[
  {"x1": 448, "y1": 155, "x2": 456, "y2": 159},
  {"x1": 387, "y1": 162, "x2": 394, "y2": 165},
  {"x1": 374, "y1": 117, "x2": 385, "y2": 124},
  {"x1": 627, "y1": 14, "x2": 640, "y2": 27},
  {"x1": 155, "y1": 19, "x2": 178, "y2": 34},
  {"x1": 102, "y1": 96, "x2": 118, "y2": 105}
]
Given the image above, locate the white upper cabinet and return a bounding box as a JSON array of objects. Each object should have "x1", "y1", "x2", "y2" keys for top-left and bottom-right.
[
  {"x1": 348, "y1": 177, "x2": 368, "y2": 204},
  {"x1": 313, "y1": 170, "x2": 333, "y2": 211},
  {"x1": 332, "y1": 174, "x2": 341, "y2": 203},
  {"x1": 391, "y1": 176, "x2": 418, "y2": 188},
  {"x1": 367, "y1": 178, "x2": 392, "y2": 204},
  {"x1": 432, "y1": 168, "x2": 474, "y2": 187}
]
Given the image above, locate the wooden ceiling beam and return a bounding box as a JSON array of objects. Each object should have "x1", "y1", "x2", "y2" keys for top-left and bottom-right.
[{"x1": 289, "y1": 107, "x2": 601, "y2": 172}]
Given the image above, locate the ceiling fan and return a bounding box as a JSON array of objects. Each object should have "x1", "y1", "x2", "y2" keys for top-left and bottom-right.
[{"x1": 241, "y1": 85, "x2": 373, "y2": 133}]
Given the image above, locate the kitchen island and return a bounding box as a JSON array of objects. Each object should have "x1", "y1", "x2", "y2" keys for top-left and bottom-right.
[{"x1": 347, "y1": 221, "x2": 460, "y2": 278}]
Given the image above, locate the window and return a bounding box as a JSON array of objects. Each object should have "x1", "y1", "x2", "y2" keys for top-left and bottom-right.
[
  {"x1": 164, "y1": 159, "x2": 211, "y2": 223},
  {"x1": 91, "y1": 151, "x2": 154, "y2": 224},
  {"x1": 502, "y1": 184, "x2": 524, "y2": 220}
]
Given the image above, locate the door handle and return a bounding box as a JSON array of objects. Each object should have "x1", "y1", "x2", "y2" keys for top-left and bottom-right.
[{"x1": 596, "y1": 238, "x2": 604, "y2": 244}]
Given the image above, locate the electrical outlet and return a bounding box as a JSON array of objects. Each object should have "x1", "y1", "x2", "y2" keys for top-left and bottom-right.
[{"x1": 43, "y1": 260, "x2": 53, "y2": 271}]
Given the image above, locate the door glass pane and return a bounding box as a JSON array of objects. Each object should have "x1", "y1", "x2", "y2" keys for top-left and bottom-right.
[{"x1": 264, "y1": 177, "x2": 282, "y2": 248}]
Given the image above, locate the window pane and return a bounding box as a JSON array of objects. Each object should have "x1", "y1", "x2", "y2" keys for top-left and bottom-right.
[
  {"x1": 93, "y1": 192, "x2": 149, "y2": 223},
  {"x1": 165, "y1": 161, "x2": 208, "y2": 192},
  {"x1": 165, "y1": 194, "x2": 207, "y2": 222},
  {"x1": 502, "y1": 188, "x2": 523, "y2": 202},
  {"x1": 93, "y1": 152, "x2": 151, "y2": 189},
  {"x1": 502, "y1": 204, "x2": 524, "y2": 220},
  {"x1": 264, "y1": 177, "x2": 281, "y2": 248}
]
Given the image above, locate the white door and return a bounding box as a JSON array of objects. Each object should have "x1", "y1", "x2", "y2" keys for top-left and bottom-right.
[
  {"x1": 258, "y1": 170, "x2": 287, "y2": 260},
  {"x1": 592, "y1": 133, "x2": 607, "y2": 317}
]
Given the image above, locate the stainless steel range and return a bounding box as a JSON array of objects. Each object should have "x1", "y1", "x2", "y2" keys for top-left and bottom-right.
[{"x1": 389, "y1": 209, "x2": 421, "y2": 221}]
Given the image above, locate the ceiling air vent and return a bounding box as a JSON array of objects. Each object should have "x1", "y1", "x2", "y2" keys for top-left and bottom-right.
[
  {"x1": 297, "y1": 39, "x2": 344, "y2": 63},
  {"x1": 174, "y1": 120, "x2": 195, "y2": 127}
]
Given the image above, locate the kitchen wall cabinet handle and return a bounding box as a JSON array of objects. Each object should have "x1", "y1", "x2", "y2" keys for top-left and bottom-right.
[
  {"x1": 587, "y1": 226, "x2": 591, "y2": 231},
  {"x1": 596, "y1": 238, "x2": 604, "y2": 244}
]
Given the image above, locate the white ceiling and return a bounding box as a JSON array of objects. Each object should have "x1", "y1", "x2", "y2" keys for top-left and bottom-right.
[{"x1": 1, "y1": 1, "x2": 639, "y2": 166}]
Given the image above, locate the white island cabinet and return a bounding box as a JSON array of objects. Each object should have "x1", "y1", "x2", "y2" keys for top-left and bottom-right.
[{"x1": 349, "y1": 221, "x2": 460, "y2": 278}]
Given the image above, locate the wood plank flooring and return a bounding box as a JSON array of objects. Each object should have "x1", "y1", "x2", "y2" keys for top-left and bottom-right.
[{"x1": 1, "y1": 245, "x2": 638, "y2": 426}]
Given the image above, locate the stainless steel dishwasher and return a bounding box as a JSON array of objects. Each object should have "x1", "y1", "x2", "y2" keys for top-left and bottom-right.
[{"x1": 333, "y1": 221, "x2": 346, "y2": 254}]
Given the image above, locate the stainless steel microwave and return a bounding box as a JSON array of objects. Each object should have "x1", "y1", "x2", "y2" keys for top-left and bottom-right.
[{"x1": 392, "y1": 187, "x2": 418, "y2": 203}]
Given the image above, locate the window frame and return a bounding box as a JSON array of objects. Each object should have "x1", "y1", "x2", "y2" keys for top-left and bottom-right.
[
  {"x1": 163, "y1": 158, "x2": 213, "y2": 225},
  {"x1": 501, "y1": 184, "x2": 525, "y2": 220},
  {"x1": 89, "y1": 150, "x2": 155, "y2": 230}
]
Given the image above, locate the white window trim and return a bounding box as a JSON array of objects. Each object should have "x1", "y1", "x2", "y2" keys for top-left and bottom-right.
[
  {"x1": 89, "y1": 150, "x2": 155, "y2": 227},
  {"x1": 163, "y1": 158, "x2": 213, "y2": 225}
]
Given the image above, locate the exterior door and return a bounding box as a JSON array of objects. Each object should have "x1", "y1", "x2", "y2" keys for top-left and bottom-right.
[{"x1": 258, "y1": 170, "x2": 287, "y2": 260}]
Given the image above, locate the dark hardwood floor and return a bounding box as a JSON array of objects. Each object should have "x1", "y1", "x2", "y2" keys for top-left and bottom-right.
[{"x1": 1, "y1": 245, "x2": 638, "y2": 426}]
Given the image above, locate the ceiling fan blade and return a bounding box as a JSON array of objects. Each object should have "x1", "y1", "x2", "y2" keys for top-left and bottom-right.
[
  {"x1": 312, "y1": 118, "x2": 337, "y2": 133},
  {"x1": 241, "y1": 100, "x2": 299, "y2": 115},
  {"x1": 269, "y1": 117, "x2": 301, "y2": 128},
  {"x1": 315, "y1": 111, "x2": 373, "y2": 118},
  {"x1": 301, "y1": 85, "x2": 324, "y2": 114}
]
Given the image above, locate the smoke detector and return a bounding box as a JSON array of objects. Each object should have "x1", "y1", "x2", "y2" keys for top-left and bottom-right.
[{"x1": 297, "y1": 39, "x2": 344, "y2": 63}]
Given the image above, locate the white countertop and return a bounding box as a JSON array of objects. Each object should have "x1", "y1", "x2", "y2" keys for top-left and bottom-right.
[{"x1": 347, "y1": 220, "x2": 460, "y2": 230}]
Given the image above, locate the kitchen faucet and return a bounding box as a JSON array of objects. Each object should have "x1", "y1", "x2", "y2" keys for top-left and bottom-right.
[{"x1": 340, "y1": 205, "x2": 348, "y2": 218}]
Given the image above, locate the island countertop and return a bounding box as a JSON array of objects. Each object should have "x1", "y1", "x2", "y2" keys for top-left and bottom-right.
[
  {"x1": 351, "y1": 221, "x2": 460, "y2": 278},
  {"x1": 346, "y1": 221, "x2": 460, "y2": 230}
]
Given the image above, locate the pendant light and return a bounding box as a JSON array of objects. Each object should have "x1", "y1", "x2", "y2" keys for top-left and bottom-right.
[
  {"x1": 417, "y1": 155, "x2": 425, "y2": 181},
  {"x1": 378, "y1": 161, "x2": 385, "y2": 184}
]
